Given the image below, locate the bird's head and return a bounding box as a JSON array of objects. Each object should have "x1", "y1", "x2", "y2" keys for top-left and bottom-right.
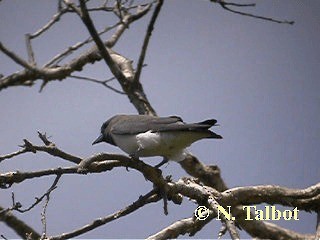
[{"x1": 92, "y1": 116, "x2": 117, "y2": 146}]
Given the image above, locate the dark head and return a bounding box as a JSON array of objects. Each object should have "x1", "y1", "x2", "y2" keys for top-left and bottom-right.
[{"x1": 92, "y1": 117, "x2": 117, "y2": 146}]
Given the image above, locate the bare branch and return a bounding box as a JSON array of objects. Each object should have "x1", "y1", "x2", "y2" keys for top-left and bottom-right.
[
  {"x1": 134, "y1": 0, "x2": 163, "y2": 83},
  {"x1": 37, "y1": 131, "x2": 52, "y2": 146},
  {"x1": 115, "y1": 0, "x2": 124, "y2": 21},
  {"x1": 40, "y1": 175, "x2": 61, "y2": 239},
  {"x1": 147, "y1": 216, "x2": 214, "y2": 239},
  {"x1": 0, "y1": 206, "x2": 41, "y2": 240},
  {"x1": 0, "y1": 167, "x2": 75, "y2": 189},
  {"x1": 180, "y1": 153, "x2": 228, "y2": 191},
  {"x1": 0, "y1": 133, "x2": 81, "y2": 165},
  {"x1": 0, "y1": 42, "x2": 44, "y2": 74},
  {"x1": 44, "y1": 22, "x2": 121, "y2": 67},
  {"x1": 220, "y1": 1, "x2": 256, "y2": 7},
  {"x1": 213, "y1": 0, "x2": 294, "y2": 25},
  {"x1": 235, "y1": 210, "x2": 315, "y2": 240},
  {"x1": 48, "y1": 189, "x2": 161, "y2": 240},
  {"x1": 30, "y1": 8, "x2": 69, "y2": 39},
  {"x1": 78, "y1": 0, "x2": 129, "y2": 83},
  {"x1": 0, "y1": 2, "x2": 309, "y2": 239},
  {"x1": 220, "y1": 183, "x2": 320, "y2": 212},
  {"x1": 19, "y1": 138, "x2": 82, "y2": 164},
  {"x1": 0, "y1": 150, "x2": 167, "y2": 189},
  {"x1": 76, "y1": 0, "x2": 156, "y2": 115},
  {"x1": 208, "y1": 196, "x2": 239, "y2": 239},
  {"x1": 0, "y1": 4, "x2": 151, "y2": 91},
  {"x1": 1, "y1": 146, "x2": 318, "y2": 239},
  {"x1": 15, "y1": 174, "x2": 61, "y2": 213},
  {"x1": 40, "y1": 194, "x2": 49, "y2": 240},
  {"x1": 70, "y1": 74, "x2": 125, "y2": 94},
  {"x1": 0, "y1": 148, "x2": 28, "y2": 163},
  {"x1": 25, "y1": 34, "x2": 36, "y2": 65},
  {"x1": 169, "y1": 178, "x2": 318, "y2": 239}
]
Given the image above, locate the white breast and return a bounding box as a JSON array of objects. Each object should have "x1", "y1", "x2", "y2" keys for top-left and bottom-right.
[
  {"x1": 111, "y1": 134, "x2": 140, "y2": 155},
  {"x1": 112, "y1": 131, "x2": 163, "y2": 156},
  {"x1": 112, "y1": 130, "x2": 205, "y2": 161}
]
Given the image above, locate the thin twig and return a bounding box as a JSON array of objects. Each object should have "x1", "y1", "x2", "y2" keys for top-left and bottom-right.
[
  {"x1": 0, "y1": 167, "x2": 76, "y2": 189},
  {"x1": 76, "y1": 0, "x2": 156, "y2": 115},
  {"x1": 0, "y1": 3, "x2": 151, "y2": 92},
  {"x1": 211, "y1": 0, "x2": 255, "y2": 7},
  {"x1": 30, "y1": 8, "x2": 69, "y2": 38},
  {"x1": 128, "y1": 1, "x2": 157, "y2": 10},
  {"x1": 87, "y1": 6, "x2": 113, "y2": 12},
  {"x1": 44, "y1": 22, "x2": 121, "y2": 67},
  {"x1": 48, "y1": 189, "x2": 161, "y2": 240},
  {"x1": 0, "y1": 151, "x2": 165, "y2": 189},
  {"x1": 19, "y1": 137, "x2": 82, "y2": 164},
  {"x1": 77, "y1": 0, "x2": 128, "y2": 84},
  {"x1": 115, "y1": 0, "x2": 124, "y2": 22},
  {"x1": 218, "y1": 1, "x2": 294, "y2": 24},
  {"x1": 37, "y1": 131, "x2": 52, "y2": 146},
  {"x1": 15, "y1": 174, "x2": 61, "y2": 213},
  {"x1": 147, "y1": 214, "x2": 215, "y2": 239},
  {"x1": 70, "y1": 74, "x2": 125, "y2": 94},
  {"x1": 25, "y1": 34, "x2": 36, "y2": 65},
  {"x1": 40, "y1": 175, "x2": 61, "y2": 240},
  {"x1": 0, "y1": 206, "x2": 41, "y2": 240},
  {"x1": 134, "y1": 0, "x2": 163, "y2": 83},
  {"x1": 0, "y1": 148, "x2": 28, "y2": 163},
  {"x1": 0, "y1": 42, "x2": 44, "y2": 74},
  {"x1": 40, "y1": 196, "x2": 49, "y2": 240}
]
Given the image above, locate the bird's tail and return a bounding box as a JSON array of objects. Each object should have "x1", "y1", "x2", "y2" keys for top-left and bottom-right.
[
  {"x1": 196, "y1": 119, "x2": 218, "y2": 127},
  {"x1": 205, "y1": 130, "x2": 222, "y2": 139},
  {"x1": 195, "y1": 119, "x2": 222, "y2": 139}
]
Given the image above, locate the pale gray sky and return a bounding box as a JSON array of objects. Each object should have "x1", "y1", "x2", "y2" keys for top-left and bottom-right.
[{"x1": 0, "y1": 0, "x2": 319, "y2": 238}]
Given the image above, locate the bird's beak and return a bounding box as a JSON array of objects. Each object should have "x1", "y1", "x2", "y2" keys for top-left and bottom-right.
[{"x1": 92, "y1": 134, "x2": 104, "y2": 145}]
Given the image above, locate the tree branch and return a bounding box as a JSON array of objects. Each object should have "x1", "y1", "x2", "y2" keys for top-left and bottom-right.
[
  {"x1": 78, "y1": 0, "x2": 129, "y2": 83},
  {"x1": 1, "y1": 2, "x2": 310, "y2": 239},
  {"x1": 214, "y1": 0, "x2": 294, "y2": 24},
  {"x1": 220, "y1": 183, "x2": 320, "y2": 212},
  {"x1": 180, "y1": 153, "x2": 228, "y2": 191},
  {"x1": 0, "y1": 42, "x2": 44, "y2": 74},
  {"x1": 0, "y1": 4, "x2": 151, "y2": 91},
  {"x1": 0, "y1": 148, "x2": 28, "y2": 163},
  {"x1": 48, "y1": 189, "x2": 161, "y2": 240},
  {"x1": 69, "y1": 74, "x2": 125, "y2": 94},
  {"x1": 77, "y1": 0, "x2": 156, "y2": 115},
  {"x1": 208, "y1": 196, "x2": 239, "y2": 239},
  {"x1": 0, "y1": 206, "x2": 41, "y2": 240},
  {"x1": 147, "y1": 215, "x2": 215, "y2": 239},
  {"x1": 134, "y1": 0, "x2": 163, "y2": 83},
  {"x1": 25, "y1": 34, "x2": 36, "y2": 65},
  {"x1": 30, "y1": 8, "x2": 69, "y2": 39},
  {"x1": 169, "y1": 178, "x2": 318, "y2": 239},
  {"x1": 44, "y1": 22, "x2": 121, "y2": 67},
  {"x1": 14, "y1": 174, "x2": 61, "y2": 213}
]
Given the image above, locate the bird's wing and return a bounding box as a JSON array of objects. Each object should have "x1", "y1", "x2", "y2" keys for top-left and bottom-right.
[
  {"x1": 111, "y1": 115, "x2": 182, "y2": 134},
  {"x1": 111, "y1": 115, "x2": 218, "y2": 135}
]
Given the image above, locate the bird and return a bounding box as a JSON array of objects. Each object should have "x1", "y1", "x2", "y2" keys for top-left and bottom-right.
[{"x1": 92, "y1": 114, "x2": 222, "y2": 167}]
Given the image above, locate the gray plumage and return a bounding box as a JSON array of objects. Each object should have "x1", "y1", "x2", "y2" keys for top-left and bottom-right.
[{"x1": 93, "y1": 114, "x2": 222, "y2": 162}]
